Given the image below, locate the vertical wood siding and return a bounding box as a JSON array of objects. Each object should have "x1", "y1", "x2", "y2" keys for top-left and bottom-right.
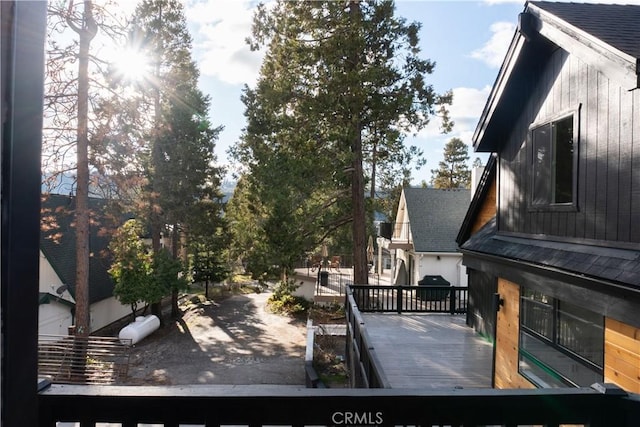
[
  {"x1": 494, "y1": 278, "x2": 535, "y2": 389},
  {"x1": 499, "y1": 48, "x2": 640, "y2": 244},
  {"x1": 470, "y1": 175, "x2": 497, "y2": 235},
  {"x1": 466, "y1": 269, "x2": 497, "y2": 340}
]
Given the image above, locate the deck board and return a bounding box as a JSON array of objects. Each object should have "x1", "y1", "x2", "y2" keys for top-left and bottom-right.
[{"x1": 361, "y1": 313, "x2": 493, "y2": 389}]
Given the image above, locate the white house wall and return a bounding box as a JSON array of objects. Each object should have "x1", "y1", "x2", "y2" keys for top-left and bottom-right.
[
  {"x1": 40, "y1": 250, "x2": 131, "y2": 335},
  {"x1": 39, "y1": 251, "x2": 76, "y2": 335},
  {"x1": 414, "y1": 253, "x2": 466, "y2": 287},
  {"x1": 39, "y1": 251, "x2": 72, "y2": 301},
  {"x1": 90, "y1": 296, "x2": 132, "y2": 333},
  {"x1": 39, "y1": 301, "x2": 73, "y2": 336},
  {"x1": 457, "y1": 258, "x2": 469, "y2": 287}
]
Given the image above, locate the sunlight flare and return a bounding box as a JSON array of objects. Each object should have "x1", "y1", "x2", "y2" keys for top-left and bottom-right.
[{"x1": 112, "y1": 47, "x2": 152, "y2": 84}]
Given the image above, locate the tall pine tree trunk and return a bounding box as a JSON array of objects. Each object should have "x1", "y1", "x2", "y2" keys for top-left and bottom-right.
[
  {"x1": 171, "y1": 224, "x2": 179, "y2": 318},
  {"x1": 66, "y1": 0, "x2": 97, "y2": 384},
  {"x1": 68, "y1": 0, "x2": 97, "y2": 337},
  {"x1": 150, "y1": 2, "x2": 164, "y2": 322},
  {"x1": 349, "y1": 1, "x2": 368, "y2": 285}
]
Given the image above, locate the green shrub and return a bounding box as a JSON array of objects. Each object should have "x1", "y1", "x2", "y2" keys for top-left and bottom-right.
[{"x1": 267, "y1": 280, "x2": 310, "y2": 315}]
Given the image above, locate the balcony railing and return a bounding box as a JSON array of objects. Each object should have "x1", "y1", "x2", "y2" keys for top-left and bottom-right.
[
  {"x1": 38, "y1": 371, "x2": 640, "y2": 426},
  {"x1": 350, "y1": 285, "x2": 468, "y2": 314},
  {"x1": 391, "y1": 221, "x2": 410, "y2": 240},
  {"x1": 33, "y1": 286, "x2": 640, "y2": 426}
]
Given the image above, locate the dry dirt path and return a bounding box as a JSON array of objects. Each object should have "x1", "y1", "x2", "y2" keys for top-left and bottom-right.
[{"x1": 123, "y1": 290, "x2": 308, "y2": 386}]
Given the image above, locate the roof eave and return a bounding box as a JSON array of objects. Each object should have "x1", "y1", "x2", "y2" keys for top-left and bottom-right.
[
  {"x1": 472, "y1": 30, "x2": 526, "y2": 153},
  {"x1": 528, "y1": 2, "x2": 638, "y2": 91}
]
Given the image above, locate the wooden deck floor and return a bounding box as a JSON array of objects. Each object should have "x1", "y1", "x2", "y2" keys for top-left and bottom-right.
[{"x1": 361, "y1": 313, "x2": 493, "y2": 389}]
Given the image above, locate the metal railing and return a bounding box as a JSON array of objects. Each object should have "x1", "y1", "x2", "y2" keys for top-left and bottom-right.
[
  {"x1": 392, "y1": 221, "x2": 411, "y2": 241},
  {"x1": 350, "y1": 285, "x2": 468, "y2": 314},
  {"x1": 34, "y1": 287, "x2": 640, "y2": 426},
  {"x1": 315, "y1": 272, "x2": 382, "y2": 296},
  {"x1": 38, "y1": 335, "x2": 131, "y2": 385},
  {"x1": 37, "y1": 367, "x2": 640, "y2": 427},
  {"x1": 345, "y1": 287, "x2": 390, "y2": 388},
  {"x1": 344, "y1": 285, "x2": 466, "y2": 389}
]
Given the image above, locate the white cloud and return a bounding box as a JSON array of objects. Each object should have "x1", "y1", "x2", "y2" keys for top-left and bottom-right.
[
  {"x1": 417, "y1": 85, "x2": 491, "y2": 143},
  {"x1": 410, "y1": 86, "x2": 493, "y2": 182},
  {"x1": 471, "y1": 21, "x2": 515, "y2": 69},
  {"x1": 185, "y1": 0, "x2": 264, "y2": 86}
]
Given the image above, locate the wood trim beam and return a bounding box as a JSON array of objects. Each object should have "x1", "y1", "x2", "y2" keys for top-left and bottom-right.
[{"x1": 1, "y1": 2, "x2": 47, "y2": 427}]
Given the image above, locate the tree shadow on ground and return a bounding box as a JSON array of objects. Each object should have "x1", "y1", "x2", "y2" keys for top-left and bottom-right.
[{"x1": 122, "y1": 291, "x2": 307, "y2": 386}]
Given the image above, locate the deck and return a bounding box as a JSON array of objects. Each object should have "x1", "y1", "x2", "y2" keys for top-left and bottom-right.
[
  {"x1": 297, "y1": 268, "x2": 493, "y2": 389},
  {"x1": 360, "y1": 313, "x2": 494, "y2": 389}
]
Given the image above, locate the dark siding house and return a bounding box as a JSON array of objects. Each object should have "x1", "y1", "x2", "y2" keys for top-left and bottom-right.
[
  {"x1": 457, "y1": 155, "x2": 498, "y2": 340},
  {"x1": 458, "y1": 1, "x2": 640, "y2": 392}
]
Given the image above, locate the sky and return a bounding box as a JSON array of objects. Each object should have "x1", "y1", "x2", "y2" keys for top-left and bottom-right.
[{"x1": 129, "y1": 0, "x2": 640, "y2": 186}]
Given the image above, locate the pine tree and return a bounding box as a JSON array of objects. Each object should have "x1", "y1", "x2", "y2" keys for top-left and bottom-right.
[
  {"x1": 126, "y1": 0, "x2": 224, "y2": 318},
  {"x1": 188, "y1": 198, "x2": 230, "y2": 298},
  {"x1": 44, "y1": 1, "x2": 139, "y2": 336},
  {"x1": 430, "y1": 137, "x2": 472, "y2": 189},
  {"x1": 235, "y1": 0, "x2": 452, "y2": 283}
]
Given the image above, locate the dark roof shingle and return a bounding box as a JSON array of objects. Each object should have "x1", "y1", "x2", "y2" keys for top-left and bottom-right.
[
  {"x1": 461, "y1": 217, "x2": 640, "y2": 290},
  {"x1": 532, "y1": 1, "x2": 640, "y2": 59},
  {"x1": 40, "y1": 194, "x2": 122, "y2": 304},
  {"x1": 404, "y1": 187, "x2": 470, "y2": 253}
]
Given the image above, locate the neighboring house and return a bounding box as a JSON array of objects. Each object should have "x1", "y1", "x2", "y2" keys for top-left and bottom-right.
[
  {"x1": 457, "y1": 2, "x2": 640, "y2": 393},
  {"x1": 390, "y1": 187, "x2": 470, "y2": 287},
  {"x1": 39, "y1": 194, "x2": 131, "y2": 335}
]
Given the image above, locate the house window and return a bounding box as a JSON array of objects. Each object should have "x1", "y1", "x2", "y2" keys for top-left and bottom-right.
[
  {"x1": 531, "y1": 114, "x2": 576, "y2": 207},
  {"x1": 518, "y1": 288, "x2": 603, "y2": 388}
]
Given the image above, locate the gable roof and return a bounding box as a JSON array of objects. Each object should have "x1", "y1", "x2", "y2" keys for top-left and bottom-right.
[
  {"x1": 403, "y1": 187, "x2": 470, "y2": 253},
  {"x1": 40, "y1": 194, "x2": 122, "y2": 304},
  {"x1": 474, "y1": 1, "x2": 640, "y2": 152}
]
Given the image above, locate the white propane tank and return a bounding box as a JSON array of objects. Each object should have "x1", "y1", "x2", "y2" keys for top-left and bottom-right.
[{"x1": 118, "y1": 314, "x2": 160, "y2": 345}]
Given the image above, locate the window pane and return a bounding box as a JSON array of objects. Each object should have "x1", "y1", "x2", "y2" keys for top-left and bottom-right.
[
  {"x1": 557, "y1": 301, "x2": 603, "y2": 366},
  {"x1": 520, "y1": 331, "x2": 602, "y2": 387},
  {"x1": 553, "y1": 116, "x2": 574, "y2": 203},
  {"x1": 520, "y1": 332, "x2": 569, "y2": 388},
  {"x1": 521, "y1": 289, "x2": 553, "y2": 339},
  {"x1": 532, "y1": 124, "x2": 551, "y2": 205}
]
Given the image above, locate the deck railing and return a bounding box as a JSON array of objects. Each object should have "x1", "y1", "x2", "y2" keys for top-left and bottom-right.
[
  {"x1": 38, "y1": 381, "x2": 640, "y2": 427},
  {"x1": 344, "y1": 285, "x2": 467, "y2": 389},
  {"x1": 315, "y1": 272, "x2": 382, "y2": 296},
  {"x1": 391, "y1": 221, "x2": 411, "y2": 241},
  {"x1": 34, "y1": 287, "x2": 640, "y2": 426},
  {"x1": 345, "y1": 287, "x2": 390, "y2": 388},
  {"x1": 350, "y1": 284, "x2": 468, "y2": 314}
]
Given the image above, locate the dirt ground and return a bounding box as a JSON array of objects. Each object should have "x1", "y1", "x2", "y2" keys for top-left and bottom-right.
[{"x1": 121, "y1": 289, "x2": 309, "y2": 386}]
